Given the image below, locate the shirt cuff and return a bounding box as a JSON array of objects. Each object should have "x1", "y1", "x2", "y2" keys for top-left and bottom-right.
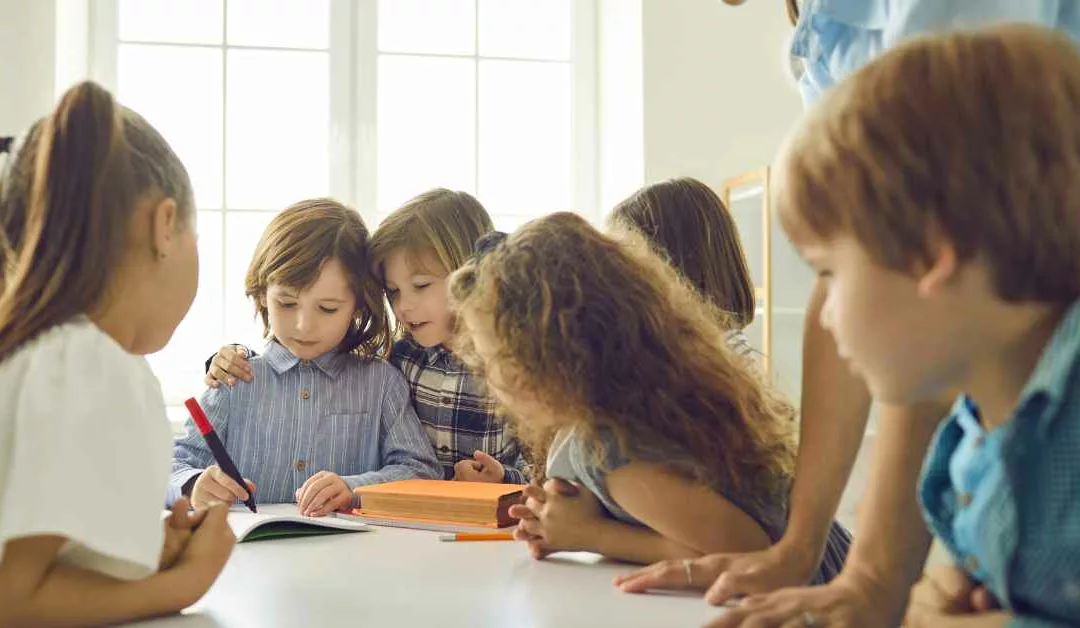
[
  {"x1": 503, "y1": 467, "x2": 526, "y2": 484},
  {"x1": 167, "y1": 468, "x2": 204, "y2": 507}
]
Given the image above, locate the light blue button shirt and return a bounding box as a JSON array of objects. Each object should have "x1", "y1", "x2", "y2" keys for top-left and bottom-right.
[
  {"x1": 168, "y1": 341, "x2": 440, "y2": 507},
  {"x1": 792, "y1": 0, "x2": 1080, "y2": 105},
  {"x1": 920, "y1": 299, "x2": 1080, "y2": 627}
]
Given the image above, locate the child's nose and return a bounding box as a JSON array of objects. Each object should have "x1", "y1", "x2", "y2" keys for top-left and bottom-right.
[{"x1": 296, "y1": 310, "x2": 312, "y2": 333}]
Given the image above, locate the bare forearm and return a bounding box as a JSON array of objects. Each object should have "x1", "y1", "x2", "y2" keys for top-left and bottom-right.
[
  {"x1": 586, "y1": 519, "x2": 701, "y2": 565},
  {"x1": 784, "y1": 282, "x2": 871, "y2": 562},
  {"x1": 7, "y1": 566, "x2": 196, "y2": 627},
  {"x1": 842, "y1": 402, "x2": 943, "y2": 621}
]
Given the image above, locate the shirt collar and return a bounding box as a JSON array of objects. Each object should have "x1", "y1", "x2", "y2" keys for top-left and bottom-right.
[
  {"x1": 263, "y1": 340, "x2": 349, "y2": 379},
  {"x1": 1015, "y1": 297, "x2": 1080, "y2": 435}
]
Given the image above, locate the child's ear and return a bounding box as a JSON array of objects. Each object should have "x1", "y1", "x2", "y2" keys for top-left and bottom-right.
[
  {"x1": 149, "y1": 197, "x2": 179, "y2": 260},
  {"x1": 916, "y1": 230, "x2": 958, "y2": 298}
]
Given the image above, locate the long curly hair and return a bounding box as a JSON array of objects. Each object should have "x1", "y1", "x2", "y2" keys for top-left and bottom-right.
[{"x1": 449, "y1": 212, "x2": 796, "y2": 507}]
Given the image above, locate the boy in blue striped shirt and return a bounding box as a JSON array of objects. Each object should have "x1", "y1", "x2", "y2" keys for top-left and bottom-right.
[{"x1": 170, "y1": 199, "x2": 440, "y2": 517}]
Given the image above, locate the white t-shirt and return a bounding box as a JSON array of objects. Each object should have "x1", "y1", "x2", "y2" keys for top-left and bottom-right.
[{"x1": 0, "y1": 317, "x2": 172, "y2": 580}]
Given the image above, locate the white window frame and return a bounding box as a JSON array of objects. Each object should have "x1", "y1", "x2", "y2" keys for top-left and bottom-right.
[
  {"x1": 84, "y1": 0, "x2": 598, "y2": 428},
  {"x1": 87, "y1": 0, "x2": 599, "y2": 225}
]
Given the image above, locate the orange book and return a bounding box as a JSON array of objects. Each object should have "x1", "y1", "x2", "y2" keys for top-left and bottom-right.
[{"x1": 353, "y1": 480, "x2": 523, "y2": 528}]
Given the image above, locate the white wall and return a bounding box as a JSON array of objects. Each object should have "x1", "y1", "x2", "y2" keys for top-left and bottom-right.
[
  {"x1": 0, "y1": 0, "x2": 56, "y2": 136},
  {"x1": 640, "y1": 0, "x2": 801, "y2": 188}
]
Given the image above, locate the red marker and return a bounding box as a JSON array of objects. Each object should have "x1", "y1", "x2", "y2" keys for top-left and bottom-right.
[{"x1": 184, "y1": 397, "x2": 257, "y2": 513}]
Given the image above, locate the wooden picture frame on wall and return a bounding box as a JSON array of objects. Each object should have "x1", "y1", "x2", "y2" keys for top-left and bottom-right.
[{"x1": 721, "y1": 167, "x2": 772, "y2": 376}]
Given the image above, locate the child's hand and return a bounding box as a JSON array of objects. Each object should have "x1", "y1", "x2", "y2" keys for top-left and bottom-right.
[
  {"x1": 903, "y1": 565, "x2": 1002, "y2": 627},
  {"x1": 205, "y1": 345, "x2": 252, "y2": 388},
  {"x1": 509, "y1": 479, "x2": 600, "y2": 557},
  {"x1": 165, "y1": 502, "x2": 236, "y2": 606},
  {"x1": 453, "y1": 451, "x2": 505, "y2": 483},
  {"x1": 159, "y1": 497, "x2": 208, "y2": 571},
  {"x1": 191, "y1": 465, "x2": 256, "y2": 509},
  {"x1": 295, "y1": 471, "x2": 353, "y2": 517}
]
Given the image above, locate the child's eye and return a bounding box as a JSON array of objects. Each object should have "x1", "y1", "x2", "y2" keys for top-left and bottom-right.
[
  {"x1": 320, "y1": 306, "x2": 340, "y2": 314},
  {"x1": 415, "y1": 283, "x2": 431, "y2": 291},
  {"x1": 277, "y1": 301, "x2": 297, "y2": 309}
]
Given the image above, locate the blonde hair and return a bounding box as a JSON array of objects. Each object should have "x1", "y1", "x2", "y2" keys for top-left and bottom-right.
[
  {"x1": 0, "y1": 82, "x2": 193, "y2": 361},
  {"x1": 245, "y1": 198, "x2": 391, "y2": 357},
  {"x1": 609, "y1": 177, "x2": 756, "y2": 328},
  {"x1": 777, "y1": 23, "x2": 1080, "y2": 304},
  {"x1": 450, "y1": 212, "x2": 796, "y2": 507},
  {"x1": 370, "y1": 188, "x2": 494, "y2": 334}
]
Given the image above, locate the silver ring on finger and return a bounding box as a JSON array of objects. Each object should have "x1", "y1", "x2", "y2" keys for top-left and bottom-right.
[
  {"x1": 682, "y1": 559, "x2": 693, "y2": 586},
  {"x1": 801, "y1": 611, "x2": 820, "y2": 627}
]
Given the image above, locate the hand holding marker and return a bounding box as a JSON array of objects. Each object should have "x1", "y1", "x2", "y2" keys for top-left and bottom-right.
[{"x1": 184, "y1": 397, "x2": 257, "y2": 513}]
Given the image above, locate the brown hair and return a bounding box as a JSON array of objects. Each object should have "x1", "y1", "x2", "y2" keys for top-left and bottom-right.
[
  {"x1": 245, "y1": 198, "x2": 391, "y2": 357},
  {"x1": 776, "y1": 24, "x2": 1080, "y2": 304},
  {"x1": 786, "y1": 0, "x2": 799, "y2": 26},
  {"x1": 370, "y1": 188, "x2": 494, "y2": 335},
  {"x1": 0, "y1": 81, "x2": 193, "y2": 362},
  {"x1": 609, "y1": 177, "x2": 756, "y2": 328},
  {"x1": 450, "y1": 212, "x2": 796, "y2": 506}
]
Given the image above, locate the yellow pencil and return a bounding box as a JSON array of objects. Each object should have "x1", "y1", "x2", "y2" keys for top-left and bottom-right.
[{"x1": 439, "y1": 532, "x2": 515, "y2": 542}]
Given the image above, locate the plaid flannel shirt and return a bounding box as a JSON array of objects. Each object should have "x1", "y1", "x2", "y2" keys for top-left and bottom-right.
[{"x1": 389, "y1": 337, "x2": 529, "y2": 483}]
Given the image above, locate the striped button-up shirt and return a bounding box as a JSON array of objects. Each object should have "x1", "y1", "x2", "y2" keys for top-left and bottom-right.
[
  {"x1": 168, "y1": 341, "x2": 440, "y2": 507},
  {"x1": 389, "y1": 337, "x2": 529, "y2": 483}
]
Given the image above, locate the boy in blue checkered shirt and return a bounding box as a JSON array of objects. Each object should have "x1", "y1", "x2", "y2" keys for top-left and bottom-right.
[{"x1": 770, "y1": 25, "x2": 1080, "y2": 628}]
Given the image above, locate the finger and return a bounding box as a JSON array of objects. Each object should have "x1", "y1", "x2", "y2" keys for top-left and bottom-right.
[
  {"x1": 473, "y1": 450, "x2": 499, "y2": 466},
  {"x1": 298, "y1": 475, "x2": 332, "y2": 510},
  {"x1": 615, "y1": 561, "x2": 686, "y2": 593},
  {"x1": 200, "y1": 478, "x2": 238, "y2": 503},
  {"x1": 705, "y1": 569, "x2": 749, "y2": 606},
  {"x1": 295, "y1": 471, "x2": 325, "y2": 508},
  {"x1": 305, "y1": 484, "x2": 343, "y2": 516},
  {"x1": 970, "y1": 586, "x2": 1000, "y2": 612},
  {"x1": 187, "y1": 505, "x2": 209, "y2": 528},
  {"x1": 926, "y1": 566, "x2": 974, "y2": 604},
  {"x1": 522, "y1": 484, "x2": 547, "y2": 504},
  {"x1": 206, "y1": 374, "x2": 220, "y2": 388},
  {"x1": 209, "y1": 363, "x2": 237, "y2": 387},
  {"x1": 211, "y1": 467, "x2": 250, "y2": 500},
  {"x1": 223, "y1": 353, "x2": 253, "y2": 381},
  {"x1": 508, "y1": 504, "x2": 537, "y2": 521},
  {"x1": 527, "y1": 540, "x2": 548, "y2": 560},
  {"x1": 517, "y1": 517, "x2": 544, "y2": 538},
  {"x1": 167, "y1": 498, "x2": 190, "y2": 529}
]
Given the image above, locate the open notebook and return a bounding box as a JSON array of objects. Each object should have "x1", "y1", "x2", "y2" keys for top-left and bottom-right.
[{"x1": 228, "y1": 503, "x2": 372, "y2": 542}]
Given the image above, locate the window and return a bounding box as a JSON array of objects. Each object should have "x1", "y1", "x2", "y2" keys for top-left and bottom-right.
[{"x1": 88, "y1": 0, "x2": 596, "y2": 424}]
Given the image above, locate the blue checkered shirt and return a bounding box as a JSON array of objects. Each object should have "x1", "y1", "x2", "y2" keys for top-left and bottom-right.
[{"x1": 919, "y1": 298, "x2": 1080, "y2": 627}]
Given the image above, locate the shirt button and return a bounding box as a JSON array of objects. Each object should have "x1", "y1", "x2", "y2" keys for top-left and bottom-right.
[
  {"x1": 295, "y1": 460, "x2": 306, "y2": 471},
  {"x1": 440, "y1": 396, "x2": 453, "y2": 405},
  {"x1": 300, "y1": 388, "x2": 310, "y2": 400},
  {"x1": 439, "y1": 445, "x2": 450, "y2": 453},
  {"x1": 974, "y1": 435, "x2": 986, "y2": 448},
  {"x1": 964, "y1": 555, "x2": 980, "y2": 574},
  {"x1": 958, "y1": 492, "x2": 973, "y2": 507},
  {"x1": 301, "y1": 360, "x2": 311, "y2": 367}
]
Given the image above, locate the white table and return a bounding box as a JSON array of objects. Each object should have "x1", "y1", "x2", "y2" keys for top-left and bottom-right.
[{"x1": 128, "y1": 522, "x2": 724, "y2": 628}]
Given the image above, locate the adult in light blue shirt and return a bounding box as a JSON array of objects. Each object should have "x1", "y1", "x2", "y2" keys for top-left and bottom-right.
[
  {"x1": 793, "y1": 0, "x2": 1080, "y2": 106},
  {"x1": 168, "y1": 341, "x2": 441, "y2": 509}
]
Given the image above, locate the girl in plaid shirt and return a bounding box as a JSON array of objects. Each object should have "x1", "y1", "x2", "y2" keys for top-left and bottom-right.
[{"x1": 370, "y1": 189, "x2": 530, "y2": 483}]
